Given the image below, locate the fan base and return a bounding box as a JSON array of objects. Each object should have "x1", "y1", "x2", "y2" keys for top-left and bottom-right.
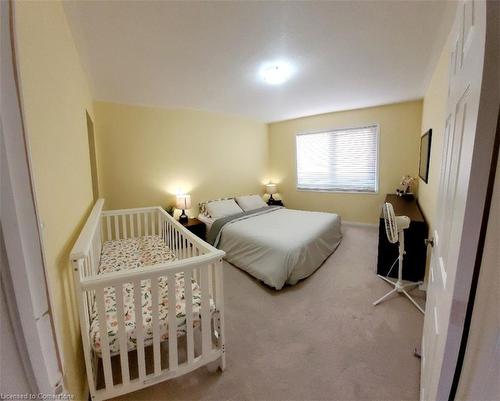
[{"x1": 373, "y1": 275, "x2": 424, "y2": 314}]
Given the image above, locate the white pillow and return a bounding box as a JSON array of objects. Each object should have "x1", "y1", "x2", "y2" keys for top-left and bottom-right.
[
  {"x1": 206, "y1": 199, "x2": 243, "y2": 219},
  {"x1": 235, "y1": 195, "x2": 268, "y2": 212}
]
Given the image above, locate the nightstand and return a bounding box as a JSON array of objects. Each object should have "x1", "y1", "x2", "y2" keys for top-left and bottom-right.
[
  {"x1": 180, "y1": 218, "x2": 206, "y2": 241},
  {"x1": 267, "y1": 199, "x2": 284, "y2": 207}
]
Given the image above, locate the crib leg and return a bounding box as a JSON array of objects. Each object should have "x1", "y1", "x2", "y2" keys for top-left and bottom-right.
[
  {"x1": 208, "y1": 311, "x2": 226, "y2": 372},
  {"x1": 193, "y1": 326, "x2": 202, "y2": 357},
  {"x1": 206, "y1": 354, "x2": 225, "y2": 372},
  {"x1": 219, "y1": 352, "x2": 226, "y2": 372},
  {"x1": 206, "y1": 359, "x2": 219, "y2": 373}
]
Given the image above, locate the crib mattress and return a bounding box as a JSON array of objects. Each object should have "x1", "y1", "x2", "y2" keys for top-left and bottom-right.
[{"x1": 90, "y1": 235, "x2": 210, "y2": 355}]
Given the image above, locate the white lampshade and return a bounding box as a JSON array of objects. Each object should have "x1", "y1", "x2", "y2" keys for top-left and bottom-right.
[
  {"x1": 176, "y1": 194, "x2": 191, "y2": 210},
  {"x1": 265, "y1": 184, "x2": 277, "y2": 195}
]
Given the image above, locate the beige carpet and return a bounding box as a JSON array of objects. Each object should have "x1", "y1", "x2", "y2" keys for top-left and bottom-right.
[{"x1": 111, "y1": 225, "x2": 425, "y2": 401}]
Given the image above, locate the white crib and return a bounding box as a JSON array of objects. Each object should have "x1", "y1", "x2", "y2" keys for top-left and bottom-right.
[{"x1": 70, "y1": 199, "x2": 226, "y2": 401}]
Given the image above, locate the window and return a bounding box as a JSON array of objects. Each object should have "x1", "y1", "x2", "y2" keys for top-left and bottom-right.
[{"x1": 296, "y1": 124, "x2": 379, "y2": 193}]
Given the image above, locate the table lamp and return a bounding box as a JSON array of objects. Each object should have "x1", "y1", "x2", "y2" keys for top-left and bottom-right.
[
  {"x1": 176, "y1": 194, "x2": 191, "y2": 223},
  {"x1": 266, "y1": 184, "x2": 278, "y2": 202}
]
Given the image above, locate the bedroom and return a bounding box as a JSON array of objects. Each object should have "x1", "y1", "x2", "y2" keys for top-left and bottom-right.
[{"x1": 1, "y1": 1, "x2": 499, "y2": 401}]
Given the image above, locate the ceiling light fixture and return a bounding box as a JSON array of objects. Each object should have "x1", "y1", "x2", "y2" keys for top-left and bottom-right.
[{"x1": 260, "y1": 62, "x2": 293, "y2": 85}]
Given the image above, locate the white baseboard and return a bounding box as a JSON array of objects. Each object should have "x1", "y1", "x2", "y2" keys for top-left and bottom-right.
[{"x1": 342, "y1": 220, "x2": 378, "y2": 228}]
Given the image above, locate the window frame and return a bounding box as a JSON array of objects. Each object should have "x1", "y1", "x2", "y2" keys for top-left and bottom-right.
[{"x1": 295, "y1": 123, "x2": 380, "y2": 194}]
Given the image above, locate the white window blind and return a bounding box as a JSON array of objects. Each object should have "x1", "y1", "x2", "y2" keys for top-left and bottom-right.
[{"x1": 296, "y1": 124, "x2": 379, "y2": 192}]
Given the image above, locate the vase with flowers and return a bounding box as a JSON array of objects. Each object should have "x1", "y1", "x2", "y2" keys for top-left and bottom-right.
[{"x1": 396, "y1": 175, "x2": 416, "y2": 199}]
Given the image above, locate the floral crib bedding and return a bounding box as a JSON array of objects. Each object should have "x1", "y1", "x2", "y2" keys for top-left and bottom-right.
[{"x1": 90, "y1": 235, "x2": 213, "y2": 355}]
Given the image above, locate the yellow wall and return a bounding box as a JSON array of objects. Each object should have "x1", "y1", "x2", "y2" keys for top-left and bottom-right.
[
  {"x1": 418, "y1": 43, "x2": 450, "y2": 231},
  {"x1": 417, "y1": 36, "x2": 450, "y2": 280},
  {"x1": 14, "y1": 1, "x2": 95, "y2": 399},
  {"x1": 268, "y1": 100, "x2": 423, "y2": 224},
  {"x1": 94, "y1": 102, "x2": 269, "y2": 213}
]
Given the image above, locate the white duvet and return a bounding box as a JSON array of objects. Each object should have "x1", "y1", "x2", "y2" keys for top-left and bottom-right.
[{"x1": 214, "y1": 208, "x2": 342, "y2": 290}]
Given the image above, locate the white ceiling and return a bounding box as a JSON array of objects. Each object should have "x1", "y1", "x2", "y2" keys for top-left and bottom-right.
[{"x1": 64, "y1": 1, "x2": 456, "y2": 123}]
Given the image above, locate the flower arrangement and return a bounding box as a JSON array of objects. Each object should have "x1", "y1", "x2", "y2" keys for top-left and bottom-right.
[
  {"x1": 165, "y1": 205, "x2": 175, "y2": 216},
  {"x1": 396, "y1": 175, "x2": 416, "y2": 197}
]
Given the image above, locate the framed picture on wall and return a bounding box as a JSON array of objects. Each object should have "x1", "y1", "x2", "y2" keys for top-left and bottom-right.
[{"x1": 419, "y1": 129, "x2": 432, "y2": 183}]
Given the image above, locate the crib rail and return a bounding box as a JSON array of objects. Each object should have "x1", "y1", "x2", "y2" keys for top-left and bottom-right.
[
  {"x1": 70, "y1": 200, "x2": 226, "y2": 401},
  {"x1": 71, "y1": 198, "x2": 105, "y2": 261},
  {"x1": 100, "y1": 205, "x2": 219, "y2": 259}
]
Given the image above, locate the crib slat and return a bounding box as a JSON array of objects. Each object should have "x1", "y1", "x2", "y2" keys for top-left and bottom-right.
[
  {"x1": 88, "y1": 247, "x2": 95, "y2": 278},
  {"x1": 84, "y1": 259, "x2": 92, "y2": 311},
  {"x1": 101, "y1": 217, "x2": 105, "y2": 244},
  {"x1": 212, "y1": 262, "x2": 218, "y2": 307},
  {"x1": 137, "y1": 214, "x2": 142, "y2": 237},
  {"x1": 115, "y1": 284, "x2": 130, "y2": 385},
  {"x1": 175, "y1": 229, "x2": 179, "y2": 256},
  {"x1": 82, "y1": 256, "x2": 88, "y2": 279},
  {"x1": 106, "y1": 216, "x2": 111, "y2": 241},
  {"x1": 72, "y1": 261, "x2": 97, "y2": 394},
  {"x1": 184, "y1": 270, "x2": 195, "y2": 364},
  {"x1": 194, "y1": 265, "x2": 199, "y2": 284},
  {"x1": 157, "y1": 212, "x2": 162, "y2": 238},
  {"x1": 96, "y1": 286, "x2": 114, "y2": 390},
  {"x1": 84, "y1": 258, "x2": 93, "y2": 314},
  {"x1": 151, "y1": 212, "x2": 156, "y2": 235},
  {"x1": 133, "y1": 279, "x2": 146, "y2": 380},
  {"x1": 175, "y1": 228, "x2": 179, "y2": 255},
  {"x1": 176, "y1": 231, "x2": 180, "y2": 259},
  {"x1": 144, "y1": 213, "x2": 149, "y2": 236},
  {"x1": 122, "y1": 215, "x2": 128, "y2": 239},
  {"x1": 178, "y1": 233, "x2": 182, "y2": 259},
  {"x1": 180, "y1": 235, "x2": 184, "y2": 260},
  {"x1": 167, "y1": 273, "x2": 178, "y2": 370},
  {"x1": 200, "y1": 265, "x2": 211, "y2": 356},
  {"x1": 151, "y1": 276, "x2": 161, "y2": 375},
  {"x1": 114, "y1": 216, "x2": 120, "y2": 240},
  {"x1": 214, "y1": 260, "x2": 226, "y2": 370},
  {"x1": 94, "y1": 229, "x2": 101, "y2": 269},
  {"x1": 208, "y1": 263, "x2": 214, "y2": 298},
  {"x1": 214, "y1": 261, "x2": 224, "y2": 312},
  {"x1": 129, "y1": 214, "x2": 135, "y2": 238}
]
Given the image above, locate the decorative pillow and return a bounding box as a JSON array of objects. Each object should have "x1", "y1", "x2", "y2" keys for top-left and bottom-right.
[
  {"x1": 235, "y1": 195, "x2": 268, "y2": 212},
  {"x1": 206, "y1": 199, "x2": 244, "y2": 220},
  {"x1": 199, "y1": 197, "x2": 233, "y2": 216}
]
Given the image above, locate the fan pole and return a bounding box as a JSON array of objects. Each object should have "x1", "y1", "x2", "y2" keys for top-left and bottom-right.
[
  {"x1": 397, "y1": 230, "x2": 404, "y2": 286},
  {"x1": 373, "y1": 228, "x2": 425, "y2": 314}
]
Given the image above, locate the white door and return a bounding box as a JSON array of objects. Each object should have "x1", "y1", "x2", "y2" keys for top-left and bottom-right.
[{"x1": 420, "y1": 1, "x2": 496, "y2": 400}]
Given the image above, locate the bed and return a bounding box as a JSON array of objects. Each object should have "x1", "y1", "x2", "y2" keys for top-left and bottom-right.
[{"x1": 199, "y1": 203, "x2": 342, "y2": 290}]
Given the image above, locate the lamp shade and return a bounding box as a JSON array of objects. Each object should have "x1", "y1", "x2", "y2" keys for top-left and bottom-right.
[
  {"x1": 265, "y1": 184, "x2": 277, "y2": 195},
  {"x1": 176, "y1": 194, "x2": 191, "y2": 210}
]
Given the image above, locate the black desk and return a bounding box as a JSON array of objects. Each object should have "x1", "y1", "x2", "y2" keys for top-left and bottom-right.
[{"x1": 376, "y1": 194, "x2": 428, "y2": 282}]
